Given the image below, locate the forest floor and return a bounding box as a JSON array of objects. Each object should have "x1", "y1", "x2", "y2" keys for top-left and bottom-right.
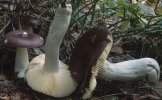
[
  {"x1": 0, "y1": 1, "x2": 162, "y2": 99},
  {"x1": 0, "y1": 45, "x2": 162, "y2": 100}
]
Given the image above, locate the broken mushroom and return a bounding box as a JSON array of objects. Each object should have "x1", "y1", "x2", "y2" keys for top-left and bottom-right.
[
  {"x1": 99, "y1": 58, "x2": 160, "y2": 84},
  {"x1": 4, "y1": 30, "x2": 44, "y2": 78},
  {"x1": 69, "y1": 27, "x2": 113, "y2": 99},
  {"x1": 25, "y1": 1, "x2": 113, "y2": 98}
]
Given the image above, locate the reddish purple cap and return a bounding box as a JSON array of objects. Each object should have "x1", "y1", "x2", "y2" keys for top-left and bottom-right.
[{"x1": 4, "y1": 30, "x2": 44, "y2": 48}]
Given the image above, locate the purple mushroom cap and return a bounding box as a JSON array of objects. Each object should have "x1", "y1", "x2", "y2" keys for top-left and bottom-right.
[
  {"x1": 22, "y1": 16, "x2": 41, "y2": 26},
  {"x1": 4, "y1": 30, "x2": 44, "y2": 48}
]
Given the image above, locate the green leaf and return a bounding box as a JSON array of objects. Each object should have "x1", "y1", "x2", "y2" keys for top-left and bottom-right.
[
  {"x1": 116, "y1": 11, "x2": 124, "y2": 17},
  {"x1": 118, "y1": 0, "x2": 125, "y2": 6},
  {"x1": 120, "y1": 20, "x2": 130, "y2": 31},
  {"x1": 109, "y1": 1, "x2": 116, "y2": 8},
  {"x1": 105, "y1": 0, "x2": 117, "y2": 8},
  {"x1": 98, "y1": 1, "x2": 105, "y2": 9},
  {"x1": 33, "y1": 48, "x2": 44, "y2": 55},
  {"x1": 157, "y1": 6, "x2": 162, "y2": 14},
  {"x1": 139, "y1": 18, "x2": 147, "y2": 28},
  {"x1": 157, "y1": 6, "x2": 162, "y2": 10},
  {"x1": 140, "y1": 17, "x2": 148, "y2": 24}
]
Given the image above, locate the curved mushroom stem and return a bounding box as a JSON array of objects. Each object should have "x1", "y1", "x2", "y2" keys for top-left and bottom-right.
[
  {"x1": 98, "y1": 58, "x2": 160, "y2": 84},
  {"x1": 25, "y1": 3, "x2": 75, "y2": 97},
  {"x1": 15, "y1": 47, "x2": 29, "y2": 78}
]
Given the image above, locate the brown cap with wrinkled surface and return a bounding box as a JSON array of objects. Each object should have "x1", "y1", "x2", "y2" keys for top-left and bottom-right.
[
  {"x1": 4, "y1": 30, "x2": 44, "y2": 48},
  {"x1": 69, "y1": 27, "x2": 112, "y2": 94}
]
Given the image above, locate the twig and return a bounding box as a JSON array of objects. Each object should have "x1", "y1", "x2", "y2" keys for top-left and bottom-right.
[
  {"x1": 0, "y1": 19, "x2": 11, "y2": 34},
  {"x1": 140, "y1": 94, "x2": 161, "y2": 99},
  {"x1": 7, "y1": 88, "x2": 16, "y2": 96},
  {"x1": 92, "y1": 93, "x2": 125, "y2": 99}
]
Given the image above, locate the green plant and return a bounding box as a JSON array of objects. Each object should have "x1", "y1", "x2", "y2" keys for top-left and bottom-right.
[{"x1": 0, "y1": 0, "x2": 162, "y2": 62}]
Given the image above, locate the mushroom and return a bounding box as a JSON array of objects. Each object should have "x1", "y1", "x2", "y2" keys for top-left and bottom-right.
[
  {"x1": 99, "y1": 58, "x2": 160, "y2": 84},
  {"x1": 69, "y1": 28, "x2": 159, "y2": 98},
  {"x1": 25, "y1": 1, "x2": 113, "y2": 98},
  {"x1": 4, "y1": 30, "x2": 44, "y2": 78},
  {"x1": 25, "y1": 2, "x2": 77, "y2": 97},
  {"x1": 69, "y1": 27, "x2": 113, "y2": 99},
  {"x1": 21, "y1": 16, "x2": 41, "y2": 33}
]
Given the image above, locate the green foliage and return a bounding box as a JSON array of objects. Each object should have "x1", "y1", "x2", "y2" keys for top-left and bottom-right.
[
  {"x1": 62, "y1": 0, "x2": 162, "y2": 60},
  {"x1": 0, "y1": 0, "x2": 162, "y2": 61}
]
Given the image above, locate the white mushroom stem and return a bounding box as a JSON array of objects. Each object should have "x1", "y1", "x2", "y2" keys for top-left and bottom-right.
[
  {"x1": 44, "y1": 7, "x2": 72, "y2": 72},
  {"x1": 24, "y1": 26, "x2": 33, "y2": 33},
  {"x1": 15, "y1": 47, "x2": 29, "y2": 78},
  {"x1": 99, "y1": 58, "x2": 160, "y2": 84},
  {"x1": 26, "y1": 4, "x2": 77, "y2": 97}
]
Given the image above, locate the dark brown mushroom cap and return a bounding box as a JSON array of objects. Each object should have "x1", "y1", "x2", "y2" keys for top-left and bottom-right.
[
  {"x1": 4, "y1": 30, "x2": 44, "y2": 48},
  {"x1": 69, "y1": 27, "x2": 112, "y2": 93},
  {"x1": 22, "y1": 16, "x2": 41, "y2": 26}
]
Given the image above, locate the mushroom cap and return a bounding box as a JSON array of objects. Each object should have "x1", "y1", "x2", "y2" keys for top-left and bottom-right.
[
  {"x1": 69, "y1": 27, "x2": 113, "y2": 97},
  {"x1": 26, "y1": 54, "x2": 77, "y2": 97},
  {"x1": 4, "y1": 30, "x2": 44, "y2": 48},
  {"x1": 22, "y1": 16, "x2": 41, "y2": 26}
]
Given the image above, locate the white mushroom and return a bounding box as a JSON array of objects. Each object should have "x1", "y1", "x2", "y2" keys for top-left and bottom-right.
[
  {"x1": 99, "y1": 58, "x2": 160, "y2": 84},
  {"x1": 25, "y1": 1, "x2": 113, "y2": 98},
  {"x1": 25, "y1": 2, "x2": 77, "y2": 97}
]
